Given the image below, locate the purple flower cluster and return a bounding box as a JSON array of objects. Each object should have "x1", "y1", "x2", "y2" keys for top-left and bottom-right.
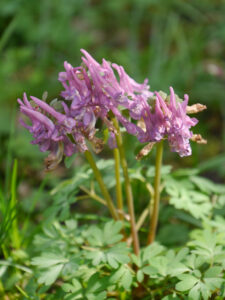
[
  {"x1": 18, "y1": 49, "x2": 201, "y2": 167},
  {"x1": 58, "y1": 49, "x2": 152, "y2": 144},
  {"x1": 18, "y1": 94, "x2": 77, "y2": 168},
  {"x1": 141, "y1": 88, "x2": 198, "y2": 157}
]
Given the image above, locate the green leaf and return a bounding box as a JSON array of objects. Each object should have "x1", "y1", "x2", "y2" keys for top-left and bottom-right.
[
  {"x1": 87, "y1": 226, "x2": 104, "y2": 246},
  {"x1": 146, "y1": 165, "x2": 172, "y2": 177},
  {"x1": 131, "y1": 254, "x2": 141, "y2": 267},
  {"x1": 189, "y1": 228, "x2": 225, "y2": 263},
  {"x1": 162, "y1": 296, "x2": 180, "y2": 300},
  {"x1": 142, "y1": 242, "x2": 164, "y2": 262},
  {"x1": 85, "y1": 250, "x2": 106, "y2": 266},
  {"x1": 62, "y1": 283, "x2": 75, "y2": 293},
  {"x1": 168, "y1": 262, "x2": 189, "y2": 277},
  {"x1": 103, "y1": 221, "x2": 123, "y2": 244},
  {"x1": 176, "y1": 274, "x2": 199, "y2": 291},
  {"x1": 175, "y1": 248, "x2": 189, "y2": 261},
  {"x1": 96, "y1": 159, "x2": 114, "y2": 170},
  {"x1": 142, "y1": 265, "x2": 159, "y2": 276},
  {"x1": 85, "y1": 273, "x2": 108, "y2": 299},
  {"x1": 86, "y1": 221, "x2": 124, "y2": 247},
  {"x1": 192, "y1": 270, "x2": 201, "y2": 278},
  {"x1": 64, "y1": 153, "x2": 78, "y2": 168},
  {"x1": 172, "y1": 168, "x2": 199, "y2": 177},
  {"x1": 106, "y1": 253, "x2": 119, "y2": 268},
  {"x1": 142, "y1": 247, "x2": 189, "y2": 278},
  {"x1": 37, "y1": 264, "x2": 64, "y2": 285},
  {"x1": 188, "y1": 283, "x2": 201, "y2": 300},
  {"x1": 204, "y1": 266, "x2": 223, "y2": 278},
  {"x1": 62, "y1": 279, "x2": 82, "y2": 293},
  {"x1": 63, "y1": 279, "x2": 83, "y2": 299},
  {"x1": 120, "y1": 268, "x2": 132, "y2": 290},
  {"x1": 185, "y1": 254, "x2": 205, "y2": 270},
  {"x1": 31, "y1": 253, "x2": 68, "y2": 268},
  {"x1": 92, "y1": 251, "x2": 105, "y2": 266},
  {"x1": 107, "y1": 243, "x2": 130, "y2": 266},
  {"x1": 200, "y1": 283, "x2": 211, "y2": 300},
  {"x1": 65, "y1": 219, "x2": 77, "y2": 231},
  {"x1": 109, "y1": 265, "x2": 133, "y2": 290},
  {"x1": 166, "y1": 179, "x2": 212, "y2": 219},
  {"x1": 167, "y1": 248, "x2": 190, "y2": 276},
  {"x1": 137, "y1": 270, "x2": 144, "y2": 283},
  {"x1": 204, "y1": 277, "x2": 224, "y2": 291},
  {"x1": 190, "y1": 176, "x2": 225, "y2": 195}
]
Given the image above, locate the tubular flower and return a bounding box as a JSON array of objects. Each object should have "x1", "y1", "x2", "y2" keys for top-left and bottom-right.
[
  {"x1": 18, "y1": 49, "x2": 205, "y2": 169},
  {"x1": 141, "y1": 87, "x2": 199, "y2": 157},
  {"x1": 18, "y1": 93, "x2": 83, "y2": 169},
  {"x1": 19, "y1": 94, "x2": 93, "y2": 155},
  {"x1": 18, "y1": 49, "x2": 152, "y2": 168},
  {"x1": 58, "y1": 49, "x2": 153, "y2": 146}
]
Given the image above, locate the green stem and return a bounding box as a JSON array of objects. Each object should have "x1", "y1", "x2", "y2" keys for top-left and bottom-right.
[
  {"x1": 15, "y1": 285, "x2": 31, "y2": 299},
  {"x1": 84, "y1": 151, "x2": 118, "y2": 220},
  {"x1": 0, "y1": 279, "x2": 4, "y2": 295},
  {"x1": 147, "y1": 141, "x2": 163, "y2": 244},
  {"x1": 136, "y1": 204, "x2": 150, "y2": 232},
  {"x1": 136, "y1": 182, "x2": 153, "y2": 230},
  {"x1": 113, "y1": 119, "x2": 140, "y2": 255},
  {"x1": 10, "y1": 159, "x2": 20, "y2": 249},
  {"x1": 113, "y1": 148, "x2": 124, "y2": 220},
  {"x1": 127, "y1": 183, "x2": 153, "y2": 245},
  {"x1": 79, "y1": 185, "x2": 107, "y2": 206}
]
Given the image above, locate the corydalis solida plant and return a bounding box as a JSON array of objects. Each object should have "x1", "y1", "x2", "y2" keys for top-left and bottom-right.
[
  {"x1": 18, "y1": 49, "x2": 205, "y2": 165},
  {"x1": 18, "y1": 49, "x2": 206, "y2": 253}
]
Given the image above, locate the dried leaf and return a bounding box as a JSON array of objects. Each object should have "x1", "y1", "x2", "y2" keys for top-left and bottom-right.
[
  {"x1": 191, "y1": 134, "x2": 207, "y2": 144},
  {"x1": 186, "y1": 104, "x2": 207, "y2": 114},
  {"x1": 136, "y1": 142, "x2": 155, "y2": 160}
]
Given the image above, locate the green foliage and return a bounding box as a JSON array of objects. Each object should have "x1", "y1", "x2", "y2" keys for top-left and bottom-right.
[
  {"x1": 1, "y1": 1, "x2": 225, "y2": 297},
  {"x1": 29, "y1": 220, "x2": 132, "y2": 296},
  {"x1": 84, "y1": 221, "x2": 130, "y2": 268},
  {"x1": 163, "y1": 168, "x2": 225, "y2": 220},
  {"x1": 1, "y1": 145, "x2": 224, "y2": 299},
  {"x1": 0, "y1": 160, "x2": 21, "y2": 251},
  {"x1": 62, "y1": 274, "x2": 108, "y2": 300},
  {"x1": 31, "y1": 253, "x2": 69, "y2": 285},
  {"x1": 16, "y1": 218, "x2": 223, "y2": 299},
  {"x1": 1, "y1": 174, "x2": 225, "y2": 299}
]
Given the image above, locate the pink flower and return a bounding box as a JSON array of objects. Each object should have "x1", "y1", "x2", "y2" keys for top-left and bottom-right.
[
  {"x1": 142, "y1": 87, "x2": 198, "y2": 156},
  {"x1": 18, "y1": 49, "x2": 201, "y2": 164},
  {"x1": 58, "y1": 49, "x2": 153, "y2": 146}
]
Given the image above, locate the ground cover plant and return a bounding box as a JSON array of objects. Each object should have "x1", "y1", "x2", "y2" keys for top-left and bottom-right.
[{"x1": 1, "y1": 48, "x2": 225, "y2": 300}]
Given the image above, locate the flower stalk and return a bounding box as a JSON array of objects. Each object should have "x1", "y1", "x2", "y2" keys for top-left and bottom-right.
[
  {"x1": 147, "y1": 140, "x2": 163, "y2": 244},
  {"x1": 113, "y1": 119, "x2": 140, "y2": 255},
  {"x1": 84, "y1": 150, "x2": 119, "y2": 220},
  {"x1": 113, "y1": 148, "x2": 124, "y2": 220}
]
